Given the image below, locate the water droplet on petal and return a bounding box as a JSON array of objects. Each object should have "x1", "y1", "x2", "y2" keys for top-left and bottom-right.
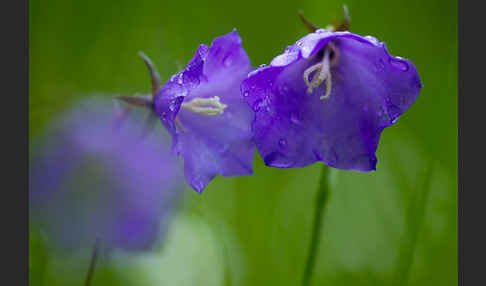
[
  {"x1": 223, "y1": 56, "x2": 233, "y2": 67},
  {"x1": 290, "y1": 112, "x2": 301, "y2": 125},
  {"x1": 243, "y1": 91, "x2": 249, "y2": 97},
  {"x1": 168, "y1": 100, "x2": 177, "y2": 111},
  {"x1": 389, "y1": 57, "x2": 409, "y2": 71},
  {"x1": 278, "y1": 138, "x2": 287, "y2": 149}
]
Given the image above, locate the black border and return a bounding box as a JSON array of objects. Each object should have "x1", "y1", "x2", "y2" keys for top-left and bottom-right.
[
  {"x1": 2, "y1": 0, "x2": 29, "y2": 284},
  {"x1": 459, "y1": 1, "x2": 485, "y2": 285}
]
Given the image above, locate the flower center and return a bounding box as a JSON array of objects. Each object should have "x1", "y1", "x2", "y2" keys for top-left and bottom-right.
[
  {"x1": 180, "y1": 96, "x2": 227, "y2": 115},
  {"x1": 174, "y1": 96, "x2": 227, "y2": 132},
  {"x1": 303, "y1": 42, "x2": 339, "y2": 100}
]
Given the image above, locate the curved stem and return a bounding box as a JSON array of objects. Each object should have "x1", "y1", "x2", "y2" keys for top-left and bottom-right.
[{"x1": 302, "y1": 165, "x2": 330, "y2": 286}]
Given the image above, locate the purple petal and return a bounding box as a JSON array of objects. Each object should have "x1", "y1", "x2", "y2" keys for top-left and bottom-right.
[
  {"x1": 29, "y1": 98, "x2": 183, "y2": 251},
  {"x1": 154, "y1": 30, "x2": 255, "y2": 192},
  {"x1": 242, "y1": 30, "x2": 421, "y2": 171}
]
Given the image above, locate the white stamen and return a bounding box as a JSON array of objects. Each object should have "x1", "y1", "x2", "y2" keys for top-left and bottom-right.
[
  {"x1": 303, "y1": 48, "x2": 333, "y2": 100},
  {"x1": 180, "y1": 96, "x2": 227, "y2": 115},
  {"x1": 320, "y1": 73, "x2": 332, "y2": 100}
]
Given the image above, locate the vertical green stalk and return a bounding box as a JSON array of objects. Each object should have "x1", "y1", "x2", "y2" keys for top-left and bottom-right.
[
  {"x1": 84, "y1": 239, "x2": 100, "y2": 286},
  {"x1": 302, "y1": 165, "x2": 330, "y2": 286}
]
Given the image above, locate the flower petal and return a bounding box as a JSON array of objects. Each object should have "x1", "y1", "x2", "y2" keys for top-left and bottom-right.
[
  {"x1": 242, "y1": 31, "x2": 421, "y2": 171},
  {"x1": 154, "y1": 30, "x2": 255, "y2": 192},
  {"x1": 29, "y1": 98, "x2": 183, "y2": 251}
]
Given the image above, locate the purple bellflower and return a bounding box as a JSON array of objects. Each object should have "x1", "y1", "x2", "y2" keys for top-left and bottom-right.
[
  {"x1": 119, "y1": 30, "x2": 255, "y2": 193},
  {"x1": 241, "y1": 16, "x2": 421, "y2": 171},
  {"x1": 29, "y1": 98, "x2": 183, "y2": 252},
  {"x1": 143, "y1": 30, "x2": 255, "y2": 193}
]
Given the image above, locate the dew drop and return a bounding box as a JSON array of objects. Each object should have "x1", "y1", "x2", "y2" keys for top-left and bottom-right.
[
  {"x1": 243, "y1": 91, "x2": 250, "y2": 97},
  {"x1": 290, "y1": 112, "x2": 301, "y2": 125},
  {"x1": 278, "y1": 138, "x2": 287, "y2": 148},
  {"x1": 168, "y1": 100, "x2": 177, "y2": 111},
  {"x1": 389, "y1": 57, "x2": 409, "y2": 71},
  {"x1": 223, "y1": 55, "x2": 233, "y2": 67}
]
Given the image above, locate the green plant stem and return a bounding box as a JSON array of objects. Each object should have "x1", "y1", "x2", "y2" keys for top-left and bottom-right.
[
  {"x1": 84, "y1": 239, "x2": 100, "y2": 286},
  {"x1": 302, "y1": 165, "x2": 330, "y2": 286}
]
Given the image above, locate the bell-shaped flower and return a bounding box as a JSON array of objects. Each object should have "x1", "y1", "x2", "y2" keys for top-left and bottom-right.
[
  {"x1": 154, "y1": 30, "x2": 255, "y2": 192},
  {"x1": 29, "y1": 98, "x2": 183, "y2": 251},
  {"x1": 241, "y1": 29, "x2": 422, "y2": 171}
]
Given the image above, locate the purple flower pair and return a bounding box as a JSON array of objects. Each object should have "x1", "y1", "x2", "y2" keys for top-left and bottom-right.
[
  {"x1": 28, "y1": 12, "x2": 422, "y2": 256},
  {"x1": 144, "y1": 24, "x2": 420, "y2": 192}
]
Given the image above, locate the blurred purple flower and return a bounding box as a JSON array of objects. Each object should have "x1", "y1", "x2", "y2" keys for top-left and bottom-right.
[
  {"x1": 241, "y1": 29, "x2": 422, "y2": 171},
  {"x1": 29, "y1": 98, "x2": 183, "y2": 252},
  {"x1": 154, "y1": 30, "x2": 255, "y2": 192}
]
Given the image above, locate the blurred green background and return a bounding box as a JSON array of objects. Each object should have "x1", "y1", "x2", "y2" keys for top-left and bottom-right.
[{"x1": 29, "y1": 0, "x2": 457, "y2": 285}]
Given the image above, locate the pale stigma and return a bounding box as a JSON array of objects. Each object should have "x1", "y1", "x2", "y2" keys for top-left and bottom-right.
[
  {"x1": 303, "y1": 42, "x2": 339, "y2": 100},
  {"x1": 180, "y1": 96, "x2": 227, "y2": 115},
  {"x1": 303, "y1": 48, "x2": 332, "y2": 100}
]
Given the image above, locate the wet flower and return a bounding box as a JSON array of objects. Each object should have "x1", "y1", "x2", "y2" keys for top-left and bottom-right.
[
  {"x1": 241, "y1": 28, "x2": 422, "y2": 171},
  {"x1": 29, "y1": 98, "x2": 183, "y2": 252},
  {"x1": 153, "y1": 30, "x2": 255, "y2": 192}
]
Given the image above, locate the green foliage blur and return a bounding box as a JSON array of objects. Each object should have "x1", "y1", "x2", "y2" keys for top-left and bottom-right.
[{"x1": 29, "y1": 0, "x2": 457, "y2": 285}]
